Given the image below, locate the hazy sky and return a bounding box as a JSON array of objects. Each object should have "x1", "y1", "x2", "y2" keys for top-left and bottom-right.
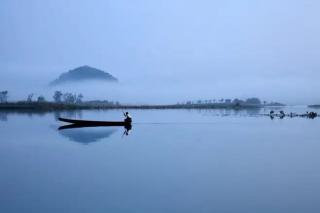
[{"x1": 1, "y1": 0, "x2": 319, "y2": 104}]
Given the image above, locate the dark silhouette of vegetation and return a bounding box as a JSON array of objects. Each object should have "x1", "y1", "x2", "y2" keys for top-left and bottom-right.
[
  {"x1": 309, "y1": 104, "x2": 320, "y2": 108},
  {"x1": 245, "y1": 98, "x2": 261, "y2": 105},
  {"x1": 53, "y1": 91, "x2": 63, "y2": 103},
  {"x1": 53, "y1": 91, "x2": 83, "y2": 104},
  {"x1": 62, "y1": 93, "x2": 84, "y2": 104},
  {"x1": 0, "y1": 91, "x2": 8, "y2": 103},
  {"x1": 62, "y1": 93, "x2": 76, "y2": 104},
  {"x1": 76, "y1": 94, "x2": 84, "y2": 103},
  {"x1": 0, "y1": 91, "x2": 120, "y2": 110},
  {"x1": 27, "y1": 94, "x2": 34, "y2": 102},
  {"x1": 37, "y1": 96, "x2": 46, "y2": 102},
  {"x1": 0, "y1": 92, "x2": 286, "y2": 111}
]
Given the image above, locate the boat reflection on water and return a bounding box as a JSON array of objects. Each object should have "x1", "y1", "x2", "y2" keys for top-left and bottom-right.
[{"x1": 58, "y1": 124, "x2": 132, "y2": 144}]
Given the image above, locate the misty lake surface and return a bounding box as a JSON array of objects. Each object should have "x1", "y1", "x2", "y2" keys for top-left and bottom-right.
[{"x1": 1, "y1": 107, "x2": 320, "y2": 213}]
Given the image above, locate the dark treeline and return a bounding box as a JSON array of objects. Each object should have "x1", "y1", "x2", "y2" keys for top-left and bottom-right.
[
  {"x1": 0, "y1": 90, "x2": 121, "y2": 110},
  {"x1": 309, "y1": 105, "x2": 320, "y2": 108},
  {"x1": 1, "y1": 91, "x2": 286, "y2": 110},
  {"x1": 0, "y1": 90, "x2": 120, "y2": 106}
]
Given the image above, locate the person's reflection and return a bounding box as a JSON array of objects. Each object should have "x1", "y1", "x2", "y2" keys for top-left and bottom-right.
[{"x1": 123, "y1": 125, "x2": 132, "y2": 136}]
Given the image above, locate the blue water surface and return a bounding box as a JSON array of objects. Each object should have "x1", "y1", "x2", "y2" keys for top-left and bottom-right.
[{"x1": 0, "y1": 107, "x2": 320, "y2": 213}]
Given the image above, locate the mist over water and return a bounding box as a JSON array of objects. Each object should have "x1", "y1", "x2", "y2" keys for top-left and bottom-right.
[
  {"x1": 2, "y1": 76, "x2": 319, "y2": 105},
  {"x1": 1, "y1": 0, "x2": 320, "y2": 104}
]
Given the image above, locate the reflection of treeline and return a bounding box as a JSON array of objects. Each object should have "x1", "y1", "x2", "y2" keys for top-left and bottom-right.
[{"x1": 179, "y1": 98, "x2": 284, "y2": 107}]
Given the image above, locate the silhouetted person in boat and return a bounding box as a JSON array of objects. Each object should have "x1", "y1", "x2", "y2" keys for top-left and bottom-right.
[{"x1": 123, "y1": 112, "x2": 132, "y2": 123}]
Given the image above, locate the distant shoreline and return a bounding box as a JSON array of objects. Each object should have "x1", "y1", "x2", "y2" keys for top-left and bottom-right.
[
  {"x1": 0, "y1": 102, "x2": 285, "y2": 111},
  {"x1": 308, "y1": 105, "x2": 320, "y2": 108}
]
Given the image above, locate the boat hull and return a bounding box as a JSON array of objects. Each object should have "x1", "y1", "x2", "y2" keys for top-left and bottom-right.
[{"x1": 58, "y1": 117, "x2": 131, "y2": 126}]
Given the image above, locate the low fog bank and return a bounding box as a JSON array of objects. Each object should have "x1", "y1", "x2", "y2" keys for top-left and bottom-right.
[
  {"x1": 1, "y1": 74, "x2": 319, "y2": 105},
  {"x1": 1, "y1": 0, "x2": 320, "y2": 105}
]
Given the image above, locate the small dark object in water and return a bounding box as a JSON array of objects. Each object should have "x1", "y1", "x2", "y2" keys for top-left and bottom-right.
[
  {"x1": 307, "y1": 112, "x2": 318, "y2": 119},
  {"x1": 279, "y1": 110, "x2": 285, "y2": 118},
  {"x1": 266, "y1": 111, "x2": 318, "y2": 119}
]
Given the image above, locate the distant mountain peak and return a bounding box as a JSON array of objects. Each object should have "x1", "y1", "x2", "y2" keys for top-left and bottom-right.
[{"x1": 50, "y1": 65, "x2": 118, "y2": 86}]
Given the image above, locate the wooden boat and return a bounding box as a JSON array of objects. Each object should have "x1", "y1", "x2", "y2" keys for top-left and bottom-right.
[{"x1": 58, "y1": 117, "x2": 131, "y2": 126}]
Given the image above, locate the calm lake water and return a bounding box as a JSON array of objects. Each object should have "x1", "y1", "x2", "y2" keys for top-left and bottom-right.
[{"x1": 1, "y1": 107, "x2": 320, "y2": 213}]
